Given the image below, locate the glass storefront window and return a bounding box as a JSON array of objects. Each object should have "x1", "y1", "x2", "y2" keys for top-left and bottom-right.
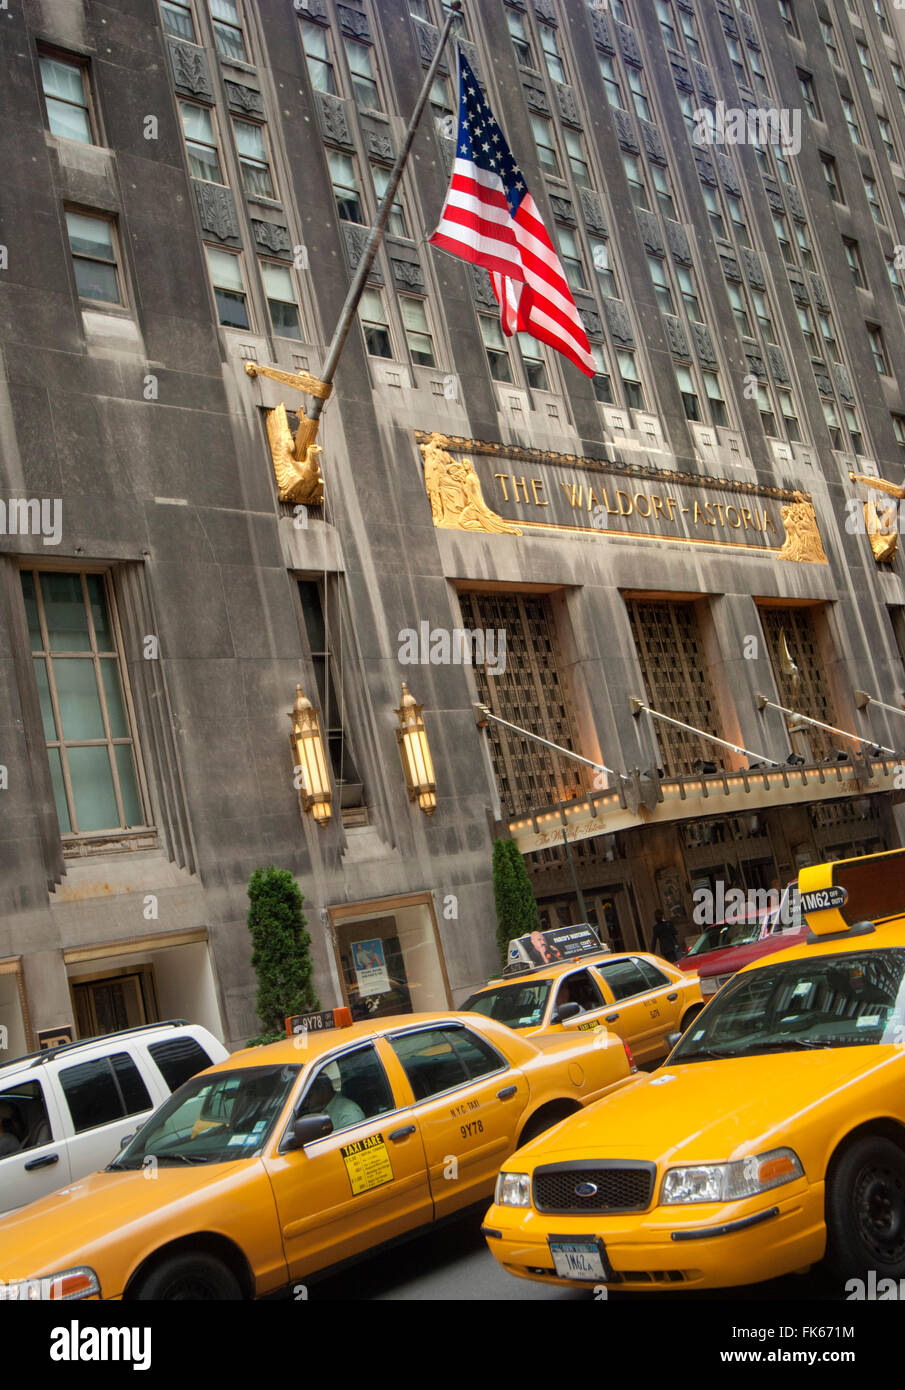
[{"x1": 334, "y1": 900, "x2": 449, "y2": 1021}]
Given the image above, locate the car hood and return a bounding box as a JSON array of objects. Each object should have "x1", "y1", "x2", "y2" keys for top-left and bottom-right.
[
  {"x1": 513, "y1": 1047, "x2": 899, "y2": 1167},
  {"x1": 695, "y1": 929, "x2": 807, "y2": 979},
  {"x1": 0, "y1": 1160, "x2": 253, "y2": 1280}
]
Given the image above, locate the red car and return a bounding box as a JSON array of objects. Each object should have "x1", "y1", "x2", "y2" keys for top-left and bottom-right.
[{"x1": 678, "y1": 886, "x2": 805, "y2": 998}]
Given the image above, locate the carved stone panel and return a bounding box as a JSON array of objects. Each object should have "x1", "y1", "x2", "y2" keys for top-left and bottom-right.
[
  {"x1": 664, "y1": 315, "x2": 689, "y2": 358},
  {"x1": 767, "y1": 345, "x2": 791, "y2": 383},
  {"x1": 535, "y1": 0, "x2": 557, "y2": 20},
  {"x1": 809, "y1": 273, "x2": 830, "y2": 311},
  {"x1": 251, "y1": 219, "x2": 291, "y2": 256},
  {"x1": 741, "y1": 247, "x2": 765, "y2": 288},
  {"x1": 391, "y1": 257, "x2": 425, "y2": 290},
  {"x1": 471, "y1": 266, "x2": 498, "y2": 309},
  {"x1": 524, "y1": 84, "x2": 550, "y2": 115},
  {"x1": 637, "y1": 209, "x2": 664, "y2": 256},
  {"x1": 604, "y1": 298, "x2": 634, "y2": 346},
  {"x1": 745, "y1": 350, "x2": 766, "y2": 379},
  {"x1": 337, "y1": 3, "x2": 370, "y2": 40},
  {"x1": 715, "y1": 152, "x2": 741, "y2": 194},
  {"x1": 692, "y1": 62, "x2": 715, "y2": 102},
  {"x1": 224, "y1": 81, "x2": 264, "y2": 117},
  {"x1": 639, "y1": 120, "x2": 665, "y2": 163},
  {"x1": 343, "y1": 223, "x2": 382, "y2": 282},
  {"x1": 414, "y1": 19, "x2": 440, "y2": 64},
  {"x1": 550, "y1": 195, "x2": 576, "y2": 224},
  {"x1": 670, "y1": 57, "x2": 693, "y2": 91},
  {"x1": 365, "y1": 128, "x2": 394, "y2": 162},
  {"x1": 694, "y1": 148, "x2": 716, "y2": 184},
  {"x1": 832, "y1": 362, "x2": 854, "y2": 403},
  {"x1": 580, "y1": 188, "x2": 607, "y2": 234},
  {"x1": 579, "y1": 306, "x2": 603, "y2": 339},
  {"x1": 167, "y1": 39, "x2": 213, "y2": 99},
  {"x1": 193, "y1": 183, "x2": 239, "y2": 243},
  {"x1": 784, "y1": 184, "x2": 805, "y2": 220},
  {"x1": 665, "y1": 219, "x2": 691, "y2": 264},
  {"x1": 719, "y1": 251, "x2": 741, "y2": 281},
  {"x1": 787, "y1": 271, "x2": 809, "y2": 307},
  {"x1": 691, "y1": 321, "x2": 716, "y2": 366},
  {"x1": 555, "y1": 83, "x2": 580, "y2": 126},
  {"x1": 459, "y1": 41, "x2": 483, "y2": 84},
  {"x1": 590, "y1": 11, "x2": 614, "y2": 52},
  {"x1": 294, "y1": 0, "x2": 328, "y2": 18},
  {"x1": 740, "y1": 12, "x2": 759, "y2": 46},
  {"x1": 762, "y1": 177, "x2": 784, "y2": 212},
  {"x1": 615, "y1": 20, "x2": 641, "y2": 65},
  {"x1": 813, "y1": 368, "x2": 832, "y2": 397},
  {"x1": 612, "y1": 107, "x2": 638, "y2": 151},
  {"x1": 720, "y1": 10, "x2": 739, "y2": 39},
  {"x1": 317, "y1": 91, "x2": 352, "y2": 147}
]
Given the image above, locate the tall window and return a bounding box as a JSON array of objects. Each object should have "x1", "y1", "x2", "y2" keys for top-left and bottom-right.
[
  {"x1": 727, "y1": 281, "x2": 752, "y2": 336},
  {"x1": 874, "y1": 0, "x2": 891, "y2": 34},
  {"x1": 794, "y1": 220, "x2": 815, "y2": 271},
  {"x1": 703, "y1": 371, "x2": 728, "y2": 426},
  {"x1": 818, "y1": 310, "x2": 841, "y2": 362},
  {"x1": 622, "y1": 152, "x2": 648, "y2": 208},
  {"x1": 66, "y1": 211, "x2": 122, "y2": 305},
  {"x1": 480, "y1": 315, "x2": 513, "y2": 382},
  {"x1": 778, "y1": 0, "x2": 797, "y2": 34},
  {"x1": 298, "y1": 581, "x2": 363, "y2": 798},
  {"x1": 797, "y1": 305, "x2": 819, "y2": 355},
  {"x1": 507, "y1": 8, "x2": 535, "y2": 68},
  {"x1": 345, "y1": 38, "x2": 380, "y2": 110},
  {"x1": 675, "y1": 364, "x2": 701, "y2": 421},
  {"x1": 531, "y1": 114, "x2": 560, "y2": 176},
  {"x1": 300, "y1": 21, "x2": 336, "y2": 93},
  {"x1": 39, "y1": 53, "x2": 93, "y2": 144},
  {"x1": 798, "y1": 71, "x2": 819, "y2": 119},
  {"x1": 887, "y1": 256, "x2": 905, "y2": 305},
  {"x1": 401, "y1": 297, "x2": 436, "y2": 367},
  {"x1": 209, "y1": 0, "x2": 247, "y2": 62},
  {"x1": 867, "y1": 323, "x2": 890, "y2": 374},
  {"x1": 590, "y1": 236, "x2": 618, "y2": 296},
  {"x1": 841, "y1": 96, "x2": 862, "y2": 144},
  {"x1": 206, "y1": 247, "x2": 249, "y2": 328},
  {"x1": 521, "y1": 337, "x2": 550, "y2": 390},
  {"x1": 21, "y1": 572, "x2": 146, "y2": 837},
  {"x1": 179, "y1": 101, "x2": 222, "y2": 182},
  {"x1": 652, "y1": 164, "x2": 677, "y2": 219},
  {"x1": 761, "y1": 607, "x2": 838, "y2": 760},
  {"x1": 878, "y1": 116, "x2": 898, "y2": 164},
  {"x1": 371, "y1": 165, "x2": 408, "y2": 237},
  {"x1": 863, "y1": 172, "x2": 884, "y2": 223},
  {"x1": 329, "y1": 151, "x2": 364, "y2": 223},
  {"x1": 626, "y1": 599, "x2": 724, "y2": 777},
  {"x1": 161, "y1": 0, "x2": 196, "y2": 41},
  {"x1": 856, "y1": 41, "x2": 876, "y2": 87},
  {"x1": 590, "y1": 343, "x2": 615, "y2": 403},
  {"x1": 563, "y1": 128, "x2": 591, "y2": 185},
  {"x1": 753, "y1": 289, "x2": 775, "y2": 341},
  {"x1": 539, "y1": 24, "x2": 566, "y2": 83},
  {"x1": 772, "y1": 212, "x2": 795, "y2": 265},
  {"x1": 648, "y1": 255, "x2": 674, "y2": 314},
  {"x1": 233, "y1": 119, "x2": 274, "y2": 198},
  {"x1": 261, "y1": 262, "x2": 301, "y2": 339},
  {"x1": 618, "y1": 350, "x2": 644, "y2": 409},
  {"x1": 626, "y1": 66, "x2": 651, "y2": 122},
  {"x1": 821, "y1": 153, "x2": 842, "y2": 202},
  {"x1": 599, "y1": 54, "x2": 624, "y2": 109},
  {"x1": 557, "y1": 227, "x2": 587, "y2": 291},
  {"x1": 358, "y1": 288, "x2": 392, "y2": 357},
  {"x1": 843, "y1": 237, "x2": 865, "y2": 287},
  {"x1": 820, "y1": 18, "x2": 839, "y2": 66},
  {"x1": 778, "y1": 389, "x2": 802, "y2": 442},
  {"x1": 676, "y1": 264, "x2": 701, "y2": 320}
]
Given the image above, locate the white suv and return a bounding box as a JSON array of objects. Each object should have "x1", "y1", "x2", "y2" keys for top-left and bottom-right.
[{"x1": 0, "y1": 1020, "x2": 228, "y2": 1217}]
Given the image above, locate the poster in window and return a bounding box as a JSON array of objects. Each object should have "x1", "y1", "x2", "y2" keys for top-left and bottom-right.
[{"x1": 352, "y1": 938, "x2": 390, "y2": 995}]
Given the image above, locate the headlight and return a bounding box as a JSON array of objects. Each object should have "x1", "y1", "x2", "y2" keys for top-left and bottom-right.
[
  {"x1": 661, "y1": 1148, "x2": 804, "y2": 1205},
  {"x1": 700, "y1": 975, "x2": 721, "y2": 996},
  {"x1": 0, "y1": 1267, "x2": 100, "y2": 1301},
  {"x1": 496, "y1": 1171, "x2": 532, "y2": 1207}
]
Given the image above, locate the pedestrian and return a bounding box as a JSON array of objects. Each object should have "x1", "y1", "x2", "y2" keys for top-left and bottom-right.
[{"x1": 650, "y1": 908, "x2": 679, "y2": 963}]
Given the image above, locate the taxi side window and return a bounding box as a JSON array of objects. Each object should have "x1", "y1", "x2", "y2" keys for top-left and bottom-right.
[
  {"x1": 299, "y1": 1045, "x2": 395, "y2": 1132},
  {"x1": 0, "y1": 1080, "x2": 53, "y2": 1157},
  {"x1": 596, "y1": 959, "x2": 651, "y2": 1002},
  {"x1": 554, "y1": 970, "x2": 604, "y2": 1014},
  {"x1": 634, "y1": 959, "x2": 671, "y2": 991},
  {"x1": 389, "y1": 1026, "x2": 505, "y2": 1101}
]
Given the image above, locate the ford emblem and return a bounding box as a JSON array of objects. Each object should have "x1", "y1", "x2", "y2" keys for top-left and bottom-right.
[{"x1": 575, "y1": 1181, "x2": 598, "y2": 1197}]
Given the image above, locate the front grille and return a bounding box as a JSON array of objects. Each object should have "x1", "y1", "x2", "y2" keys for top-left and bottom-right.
[{"x1": 533, "y1": 1162, "x2": 655, "y2": 1214}]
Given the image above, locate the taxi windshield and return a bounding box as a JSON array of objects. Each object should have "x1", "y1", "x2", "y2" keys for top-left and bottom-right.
[
  {"x1": 686, "y1": 918, "x2": 761, "y2": 957},
  {"x1": 672, "y1": 949, "x2": 905, "y2": 1062},
  {"x1": 109, "y1": 1064, "x2": 300, "y2": 1169},
  {"x1": 463, "y1": 979, "x2": 552, "y2": 1029}
]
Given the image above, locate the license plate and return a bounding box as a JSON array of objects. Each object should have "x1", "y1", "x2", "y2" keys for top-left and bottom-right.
[{"x1": 549, "y1": 1240, "x2": 606, "y2": 1281}]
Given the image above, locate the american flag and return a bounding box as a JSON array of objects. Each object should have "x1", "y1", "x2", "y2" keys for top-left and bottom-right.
[{"x1": 430, "y1": 51, "x2": 595, "y2": 379}]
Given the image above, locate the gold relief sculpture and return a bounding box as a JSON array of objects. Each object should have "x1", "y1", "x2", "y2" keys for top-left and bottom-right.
[
  {"x1": 777, "y1": 491, "x2": 828, "y2": 564},
  {"x1": 245, "y1": 362, "x2": 330, "y2": 505},
  {"x1": 420, "y1": 432, "x2": 522, "y2": 535},
  {"x1": 849, "y1": 472, "x2": 904, "y2": 564}
]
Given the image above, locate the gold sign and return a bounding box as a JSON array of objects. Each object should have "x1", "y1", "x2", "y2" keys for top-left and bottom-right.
[{"x1": 417, "y1": 433, "x2": 827, "y2": 563}]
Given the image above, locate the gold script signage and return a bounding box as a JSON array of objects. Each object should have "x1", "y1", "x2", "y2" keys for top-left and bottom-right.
[{"x1": 416, "y1": 433, "x2": 827, "y2": 564}]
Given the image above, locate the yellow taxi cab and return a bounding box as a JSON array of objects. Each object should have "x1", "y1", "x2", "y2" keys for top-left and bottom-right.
[
  {"x1": 482, "y1": 848, "x2": 905, "y2": 1293},
  {"x1": 462, "y1": 928, "x2": 704, "y2": 1066},
  {"x1": 0, "y1": 1008, "x2": 632, "y2": 1301}
]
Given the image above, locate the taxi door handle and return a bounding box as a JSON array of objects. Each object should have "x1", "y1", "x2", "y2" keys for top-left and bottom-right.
[
  {"x1": 667, "y1": 992, "x2": 678, "y2": 1001},
  {"x1": 24, "y1": 1153, "x2": 59, "y2": 1171},
  {"x1": 605, "y1": 1013, "x2": 619, "y2": 1022},
  {"x1": 497, "y1": 1085, "x2": 517, "y2": 1100},
  {"x1": 388, "y1": 1125, "x2": 416, "y2": 1143}
]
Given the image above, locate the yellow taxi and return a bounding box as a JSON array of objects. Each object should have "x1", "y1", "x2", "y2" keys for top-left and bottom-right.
[
  {"x1": 483, "y1": 848, "x2": 905, "y2": 1293},
  {"x1": 462, "y1": 940, "x2": 704, "y2": 1066},
  {"x1": 0, "y1": 1009, "x2": 632, "y2": 1300}
]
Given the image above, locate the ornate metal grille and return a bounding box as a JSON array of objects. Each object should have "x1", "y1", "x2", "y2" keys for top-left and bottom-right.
[
  {"x1": 760, "y1": 607, "x2": 836, "y2": 760},
  {"x1": 458, "y1": 591, "x2": 585, "y2": 817},
  {"x1": 626, "y1": 600, "x2": 723, "y2": 777}
]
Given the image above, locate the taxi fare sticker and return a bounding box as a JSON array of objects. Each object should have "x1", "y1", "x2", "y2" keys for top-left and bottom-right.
[
  {"x1": 577, "y1": 1019, "x2": 602, "y2": 1031},
  {"x1": 340, "y1": 1133, "x2": 395, "y2": 1196}
]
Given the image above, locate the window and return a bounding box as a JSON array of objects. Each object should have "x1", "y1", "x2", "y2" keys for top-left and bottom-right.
[
  {"x1": 727, "y1": 37, "x2": 746, "y2": 83},
  {"x1": 846, "y1": 405, "x2": 866, "y2": 455},
  {"x1": 507, "y1": 8, "x2": 535, "y2": 68},
  {"x1": 656, "y1": 0, "x2": 679, "y2": 51},
  {"x1": 798, "y1": 71, "x2": 819, "y2": 119},
  {"x1": 675, "y1": 364, "x2": 701, "y2": 421},
  {"x1": 521, "y1": 336, "x2": 550, "y2": 390},
  {"x1": 818, "y1": 310, "x2": 841, "y2": 361},
  {"x1": 893, "y1": 63, "x2": 905, "y2": 111},
  {"x1": 148, "y1": 1037, "x2": 214, "y2": 1092},
  {"x1": 797, "y1": 305, "x2": 818, "y2": 355},
  {"x1": 300, "y1": 20, "x2": 336, "y2": 93},
  {"x1": 209, "y1": 0, "x2": 247, "y2": 62},
  {"x1": 622, "y1": 152, "x2": 648, "y2": 209},
  {"x1": 772, "y1": 212, "x2": 794, "y2": 265},
  {"x1": 794, "y1": 220, "x2": 815, "y2": 271},
  {"x1": 842, "y1": 97, "x2": 862, "y2": 145},
  {"x1": 774, "y1": 149, "x2": 794, "y2": 185},
  {"x1": 727, "y1": 281, "x2": 752, "y2": 336},
  {"x1": 749, "y1": 46, "x2": 767, "y2": 90},
  {"x1": 590, "y1": 236, "x2": 618, "y2": 296},
  {"x1": 856, "y1": 41, "x2": 876, "y2": 87},
  {"x1": 297, "y1": 580, "x2": 362, "y2": 793},
  {"x1": 618, "y1": 349, "x2": 644, "y2": 408},
  {"x1": 844, "y1": 238, "x2": 865, "y2": 287},
  {"x1": 480, "y1": 314, "x2": 513, "y2": 382},
  {"x1": 608, "y1": 0, "x2": 630, "y2": 21},
  {"x1": 596, "y1": 958, "x2": 655, "y2": 1002},
  {"x1": 757, "y1": 383, "x2": 777, "y2": 436},
  {"x1": 261, "y1": 261, "x2": 302, "y2": 339},
  {"x1": 892, "y1": 413, "x2": 905, "y2": 455},
  {"x1": 820, "y1": 19, "x2": 840, "y2": 66},
  {"x1": 540, "y1": 24, "x2": 566, "y2": 83},
  {"x1": 864, "y1": 173, "x2": 884, "y2": 223},
  {"x1": 753, "y1": 289, "x2": 775, "y2": 341},
  {"x1": 874, "y1": 0, "x2": 891, "y2": 35},
  {"x1": 429, "y1": 74, "x2": 455, "y2": 137},
  {"x1": 703, "y1": 371, "x2": 728, "y2": 426},
  {"x1": 702, "y1": 184, "x2": 725, "y2": 238},
  {"x1": 823, "y1": 398, "x2": 843, "y2": 449},
  {"x1": 233, "y1": 118, "x2": 273, "y2": 198},
  {"x1": 59, "y1": 1055, "x2": 152, "y2": 1133},
  {"x1": 627, "y1": 66, "x2": 651, "y2": 122},
  {"x1": 531, "y1": 114, "x2": 560, "y2": 176},
  {"x1": 887, "y1": 256, "x2": 905, "y2": 305},
  {"x1": 206, "y1": 246, "x2": 250, "y2": 328},
  {"x1": 676, "y1": 264, "x2": 701, "y2": 320},
  {"x1": 778, "y1": 0, "x2": 797, "y2": 33},
  {"x1": 680, "y1": 9, "x2": 702, "y2": 61},
  {"x1": 558, "y1": 226, "x2": 587, "y2": 291},
  {"x1": 651, "y1": 163, "x2": 677, "y2": 219},
  {"x1": 389, "y1": 1026, "x2": 504, "y2": 1100},
  {"x1": 599, "y1": 54, "x2": 624, "y2": 109},
  {"x1": 161, "y1": 0, "x2": 196, "y2": 41},
  {"x1": 401, "y1": 297, "x2": 436, "y2": 367},
  {"x1": 878, "y1": 115, "x2": 898, "y2": 164},
  {"x1": 868, "y1": 323, "x2": 891, "y2": 374},
  {"x1": 328, "y1": 150, "x2": 364, "y2": 224},
  {"x1": 180, "y1": 102, "x2": 222, "y2": 183},
  {"x1": 358, "y1": 288, "x2": 392, "y2": 357},
  {"x1": 778, "y1": 388, "x2": 802, "y2": 442},
  {"x1": 563, "y1": 128, "x2": 591, "y2": 185},
  {"x1": 65, "y1": 211, "x2": 122, "y2": 305},
  {"x1": 648, "y1": 255, "x2": 674, "y2": 313},
  {"x1": 590, "y1": 343, "x2": 615, "y2": 403},
  {"x1": 821, "y1": 153, "x2": 842, "y2": 202},
  {"x1": 345, "y1": 38, "x2": 380, "y2": 111},
  {"x1": 552, "y1": 970, "x2": 604, "y2": 1014},
  {"x1": 372, "y1": 164, "x2": 408, "y2": 237},
  {"x1": 39, "y1": 52, "x2": 93, "y2": 144},
  {"x1": 299, "y1": 1046, "x2": 395, "y2": 1129},
  {"x1": 0, "y1": 1081, "x2": 52, "y2": 1158},
  {"x1": 727, "y1": 193, "x2": 750, "y2": 246}
]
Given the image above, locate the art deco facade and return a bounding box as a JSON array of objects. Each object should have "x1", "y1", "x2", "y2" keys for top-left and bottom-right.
[{"x1": 4, "y1": 0, "x2": 905, "y2": 1050}]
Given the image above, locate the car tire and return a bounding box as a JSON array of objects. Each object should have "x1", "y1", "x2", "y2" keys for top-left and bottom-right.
[
  {"x1": 519, "y1": 1106, "x2": 578, "y2": 1147},
  {"x1": 680, "y1": 1005, "x2": 704, "y2": 1031},
  {"x1": 825, "y1": 1137, "x2": 905, "y2": 1283},
  {"x1": 132, "y1": 1252, "x2": 243, "y2": 1301}
]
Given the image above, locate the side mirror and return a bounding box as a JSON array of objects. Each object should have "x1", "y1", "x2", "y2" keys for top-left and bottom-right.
[
  {"x1": 285, "y1": 1113, "x2": 333, "y2": 1151},
  {"x1": 665, "y1": 1031, "x2": 683, "y2": 1050},
  {"x1": 552, "y1": 1002, "x2": 582, "y2": 1024},
  {"x1": 120, "y1": 1133, "x2": 134, "y2": 1150}
]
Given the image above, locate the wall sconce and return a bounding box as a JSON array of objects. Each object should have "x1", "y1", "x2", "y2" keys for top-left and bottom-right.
[
  {"x1": 396, "y1": 682, "x2": 437, "y2": 816},
  {"x1": 289, "y1": 685, "x2": 332, "y2": 827}
]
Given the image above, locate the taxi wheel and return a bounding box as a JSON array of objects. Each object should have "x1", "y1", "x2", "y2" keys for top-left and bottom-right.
[
  {"x1": 680, "y1": 1005, "x2": 703, "y2": 1031},
  {"x1": 826, "y1": 1137, "x2": 905, "y2": 1280},
  {"x1": 133, "y1": 1252, "x2": 243, "y2": 1301}
]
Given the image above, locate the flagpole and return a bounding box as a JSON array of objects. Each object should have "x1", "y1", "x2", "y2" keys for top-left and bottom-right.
[{"x1": 303, "y1": 0, "x2": 464, "y2": 440}]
